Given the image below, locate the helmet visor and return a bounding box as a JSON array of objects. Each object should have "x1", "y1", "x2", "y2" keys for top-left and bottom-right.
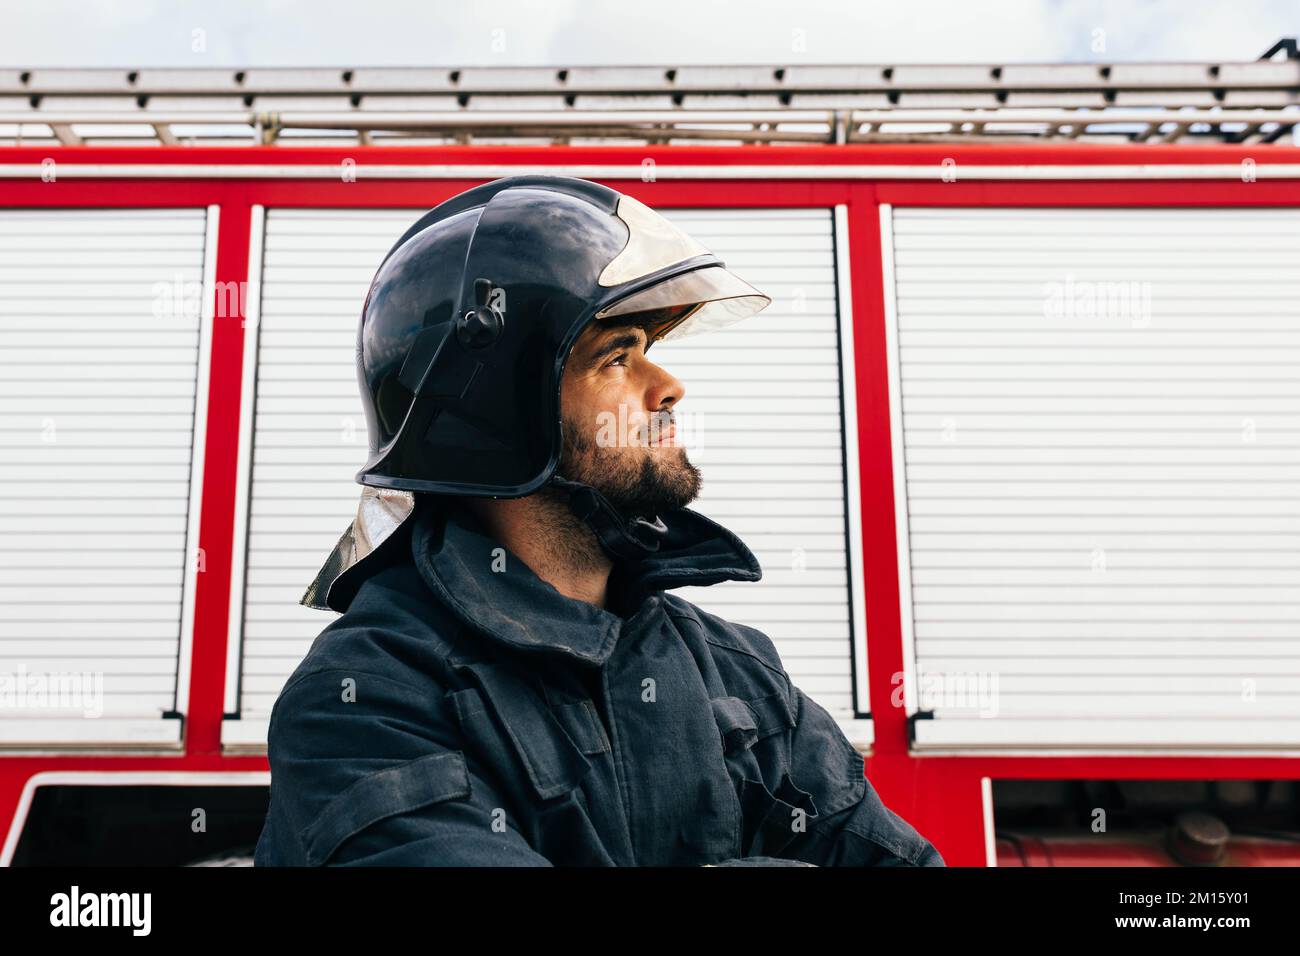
[{"x1": 593, "y1": 265, "x2": 771, "y2": 341}]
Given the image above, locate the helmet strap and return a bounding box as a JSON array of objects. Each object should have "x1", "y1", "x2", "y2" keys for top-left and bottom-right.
[{"x1": 546, "y1": 475, "x2": 669, "y2": 561}]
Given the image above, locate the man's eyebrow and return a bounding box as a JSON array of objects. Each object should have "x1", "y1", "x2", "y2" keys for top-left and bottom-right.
[{"x1": 586, "y1": 330, "x2": 646, "y2": 367}]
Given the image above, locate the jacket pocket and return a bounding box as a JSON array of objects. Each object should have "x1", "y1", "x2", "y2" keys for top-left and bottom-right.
[
  {"x1": 711, "y1": 692, "x2": 793, "y2": 757},
  {"x1": 712, "y1": 691, "x2": 804, "y2": 858},
  {"x1": 448, "y1": 682, "x2": 613, "y2": 865},
  {"x1": 447, "y1": 664, "x2": 594, "y2": 802},
  {"x1": 737, "y1": 770, "x2": 821, "y2": 857},
  {"x1": 550, "y1": 699, "x2": 610, "y2": 757},
  {"x1": 299, "y1": 750, "x2": 471, "y2": 866}
]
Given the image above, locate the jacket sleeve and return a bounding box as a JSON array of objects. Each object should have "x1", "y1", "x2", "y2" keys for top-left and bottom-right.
[
  {"x1": 262, "y1": 666, "x2": 553, "y2": 866},
  {"x1": 774, "y1": 684, "x2": 945, "y2": 867}
]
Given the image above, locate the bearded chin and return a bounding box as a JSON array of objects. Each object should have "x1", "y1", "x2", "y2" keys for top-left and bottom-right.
[
  {"x1": 603, "y1": 450, "x2": 701, "y2": 517},
  {"x1": 560, "y1": 420, "x2": 701, "y2": 518}
]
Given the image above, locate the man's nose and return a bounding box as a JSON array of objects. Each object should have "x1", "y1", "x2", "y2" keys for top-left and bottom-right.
[{"x1": 647, "y1": 363, "x2": 685, "y2": 410}]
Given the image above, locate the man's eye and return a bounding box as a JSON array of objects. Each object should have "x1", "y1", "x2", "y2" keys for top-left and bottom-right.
[{"x1": 607, "y1": 352, "x2": 629, "y2": 368}]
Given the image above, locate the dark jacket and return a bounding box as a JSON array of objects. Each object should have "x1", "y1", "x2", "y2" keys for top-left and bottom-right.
[{"x1": 253, "y1": 496, "x2": 944, "y2": 867}]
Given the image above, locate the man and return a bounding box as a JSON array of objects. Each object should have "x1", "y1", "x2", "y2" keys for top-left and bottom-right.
[{"x1": 253, "y1": 175, "x2": 944, "y2": 867}]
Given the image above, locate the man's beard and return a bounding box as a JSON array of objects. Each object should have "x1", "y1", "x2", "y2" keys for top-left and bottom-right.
[{"x1": 556, "y1": 409, "x2": 702, "y2": 519}]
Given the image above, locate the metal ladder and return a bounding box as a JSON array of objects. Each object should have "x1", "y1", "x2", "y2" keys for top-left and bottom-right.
[{"x1": 2, "y1": 38, "x2": 1298, "y2": 147}]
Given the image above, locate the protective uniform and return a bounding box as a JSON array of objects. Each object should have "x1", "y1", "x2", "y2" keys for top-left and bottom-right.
[{"x1": 254, "y1": 176, "x2": 944, "y2": 866}]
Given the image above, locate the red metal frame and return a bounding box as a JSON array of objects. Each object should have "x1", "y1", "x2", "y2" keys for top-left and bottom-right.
[{"x1": 2, "y1": 143, "x2": 1299, "y2": 867}]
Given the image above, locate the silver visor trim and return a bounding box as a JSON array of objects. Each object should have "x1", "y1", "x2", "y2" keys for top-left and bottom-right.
[
  {"x1": 597, "y1": 194, "x2": 712, "y2": 287},
  {"x1": 594, "y1": 265, "x2": 772, "y2": 340}
]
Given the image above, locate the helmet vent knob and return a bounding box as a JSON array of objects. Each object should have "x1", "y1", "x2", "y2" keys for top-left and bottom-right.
[{"x1": 456, "y1": 277, "x2": 505, "y2": 350}]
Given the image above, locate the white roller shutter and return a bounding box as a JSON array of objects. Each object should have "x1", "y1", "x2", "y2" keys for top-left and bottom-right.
[
  {"x1": 886, "y1": 205, "x2": 1300, "y2": 749},
  {"x1": 649, "y1": 210, "x2": 861, "y2": 722},
  {"x1": 225, "y1": 206, "x2": 864, "y2": 749},
  {"x1": 224, "y1": 208, "x2": 414, "y2": 747},
  {"x1": 0, "y1": 207, "x2": 213, "y2": 747}
]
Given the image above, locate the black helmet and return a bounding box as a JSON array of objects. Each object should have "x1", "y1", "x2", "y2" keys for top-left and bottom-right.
[{"x1": 302, "y1": 174, "x2": 770, "y2": 611}]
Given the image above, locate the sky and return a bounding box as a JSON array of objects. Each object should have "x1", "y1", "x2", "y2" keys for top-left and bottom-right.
[{"x1": 0, "y1": 0, "x2": 1297, "y2": 67}]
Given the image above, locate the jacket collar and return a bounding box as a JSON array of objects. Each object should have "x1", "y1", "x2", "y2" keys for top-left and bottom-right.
[{"x1": 411, "y1": 494, "x2": 761, "y2": 666}]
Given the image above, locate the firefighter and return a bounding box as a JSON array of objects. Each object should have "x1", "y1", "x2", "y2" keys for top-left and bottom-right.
[{"x1": 253, "y1": 175, "x2": 944, "y2": 867}]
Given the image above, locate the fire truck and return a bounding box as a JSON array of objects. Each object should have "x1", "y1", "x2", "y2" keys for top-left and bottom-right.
[{"x1": 3, "y1": 47, "x2": 1300, "y2": 866}]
